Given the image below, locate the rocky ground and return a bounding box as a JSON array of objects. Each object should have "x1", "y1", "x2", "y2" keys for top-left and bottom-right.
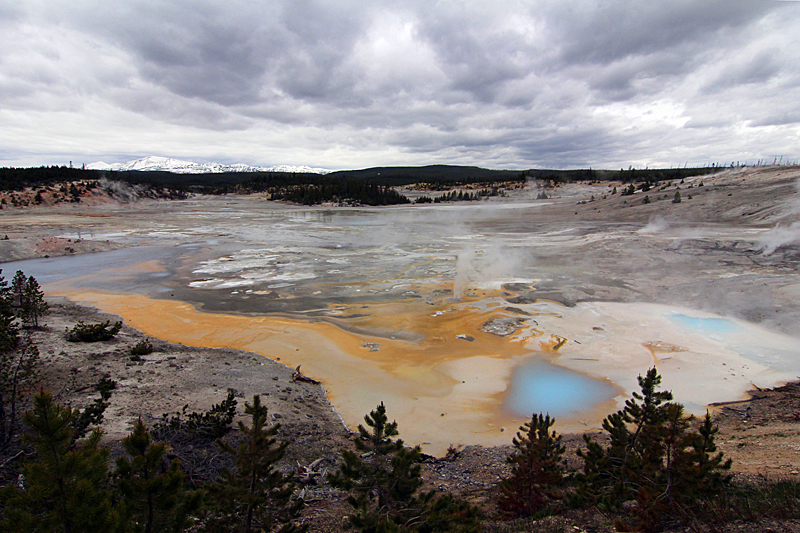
[{"x1": 32, "y1": 299, "x2": 353, "y2": 464}]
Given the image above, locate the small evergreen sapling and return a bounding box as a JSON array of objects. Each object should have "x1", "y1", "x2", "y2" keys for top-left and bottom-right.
[
  {"x1": 328, "y1": 402, "x2": 423, "y2": 530},
  {"x1": 328, "y1": 402, "x2": 481, "y2": 532},
  {"x1": 0, "y1": 390, "x2": 113, "y2": 533},
  {"x1": 576, "y1": 367, "x2": 674, "y2": 508},
  {"x1": 574, "y1": 368, "x2": 732, "y2": 531},
  {"x1": 19, "y1": 275, "x2": 48, "y2": 328},
  {"x1": 498, "y1": 413, "x2": 567, "y2": 518},
  {"x1": 671, "y1": 412, "x2": 732, "y2": 506},
  {"x1": 114, "y1": 418, "x2": 202, "y2": 533},
  {"x1": 202, "y1": 395, "x2": 304, "y2": 533}
]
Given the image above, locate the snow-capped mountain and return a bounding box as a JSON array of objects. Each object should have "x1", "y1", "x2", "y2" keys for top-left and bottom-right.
[{"x1": 87, "y1": 156, "x2": 330, "y2": 174}]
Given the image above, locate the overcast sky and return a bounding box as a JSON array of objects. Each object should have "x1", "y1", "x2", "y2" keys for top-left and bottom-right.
[{"x1": 1, "y1": 1, "x2": 799, "y2": 170}]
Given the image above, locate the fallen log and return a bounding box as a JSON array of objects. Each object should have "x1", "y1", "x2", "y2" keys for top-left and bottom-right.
[{"x1": 292, "y1": 365, "x2": 320, "y2": 385}]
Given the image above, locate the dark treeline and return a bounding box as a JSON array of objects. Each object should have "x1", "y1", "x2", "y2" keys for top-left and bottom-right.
[
  {"x1": 414, "y1": 189, "x2": 495, "y2": 204},
  {"x1": 240, "y1": 166, "x2": 527, "y2": 205},
  {"x1": 94, "y1": 170, "x2": 266, "y2": 194},
  {"x1": 270, "y1": 180, "x2": 411, "y2": 206},
  {"x1": 0, "y1": 166, "x2": 104, "y2": 191},
  {"x1": 103, "y1": 166, "x2": 527, "y2": 195},
  {"x1": 3, "y1": 165, "x2": 721, "y2": 203},
  {"x1": 326, "y1": 165, "x2": 525, "y2": 187}
]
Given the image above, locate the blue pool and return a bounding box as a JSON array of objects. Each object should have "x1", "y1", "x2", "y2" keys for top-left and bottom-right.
[
  {"x1": 669, "y1": 313, "x2": 740, "y2": 335},
  {"x1": 505, "y1": 359, "x2": 617, "y2": 419}
]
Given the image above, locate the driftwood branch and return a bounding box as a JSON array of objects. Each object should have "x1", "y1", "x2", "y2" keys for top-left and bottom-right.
[{"x1": 291, "y1": 365, "x2": 320, "y2": 385}]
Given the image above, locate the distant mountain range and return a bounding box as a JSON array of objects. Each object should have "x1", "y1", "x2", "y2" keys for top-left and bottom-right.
[{"x1": 86, "y1": 156, "x2": 331, "y2": 175}]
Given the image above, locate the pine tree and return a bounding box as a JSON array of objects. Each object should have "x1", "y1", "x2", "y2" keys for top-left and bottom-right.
[
  {"x1": 0, "y1": 270, "x2": 18, "y2": 354},
  {"x1": 114, "y1": 419, "x2": 202, "y2": 533},
  {"x1": 10, "y1": 270, "x2": 26, "y2": 309},
  {"x1": 0, "y1": 272, "x2": 44, "y2": 446},
  {"x1": 671, "y1": 412, "x2": 731, "y2": 506},
  {"x1": 19, "y1": 275, "x2": 48, "y2": 327},
  {"x1": 202, "y1": 395, "x2": 304, "y2": 533},
  {"x1": 328, "y1": 402, "x2": 422, "y2": 530},
  {"x1": 576, "y1": 368, "x2": 673, "y2": 509},
  {"x1": 0, "y1": 334, "x2": 40, "y2": 448},
  {"x1": 498, "y1": 414, "x2": 567, "y2": 518},
  {"x1": 575, "y1": 368, "x2": 732, "y2": 531},
  {"x1": 0, "y1": 390, "x2": 113, "y2": 533},
  {"x1": 328, "y1": 402, "x2": 481, "y2": 532}
]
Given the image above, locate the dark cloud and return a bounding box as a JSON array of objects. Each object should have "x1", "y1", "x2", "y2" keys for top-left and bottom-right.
[
  {"x1": 703, "y1": 49, "x2": 782, "y2": 93},
  {"x1": 749, "y1": 113, "x2": 800, "y2": 128},
  {"x1": 1, "y1": 1, "x2": 798, "y2": 168},
  {"x1": 551, "y1": 1, "x2": 771, "y2": 67}
]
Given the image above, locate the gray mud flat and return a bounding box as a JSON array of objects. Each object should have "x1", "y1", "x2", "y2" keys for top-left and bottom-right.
[{"x1": 33, "y1": 298, "x2": 352, "y2": 466}]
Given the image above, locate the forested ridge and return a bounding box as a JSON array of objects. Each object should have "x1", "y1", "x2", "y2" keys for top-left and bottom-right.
[{"x1": 2, "y1": 164, "x2": 723, "y2": 207}]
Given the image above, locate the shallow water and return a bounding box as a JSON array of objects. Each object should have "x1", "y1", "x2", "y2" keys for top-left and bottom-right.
[
  {"x1": 3, "y1": 195, "x2": 800, "y2": 453},
  {"x1": 670, "y1": 313, "x2": 740, "y2": 335},
  {"x1": 504, "y1": 359, "x2": 617, "y2": 419}
]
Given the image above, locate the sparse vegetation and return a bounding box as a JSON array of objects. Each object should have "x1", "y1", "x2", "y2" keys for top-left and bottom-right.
[
  {"x1": 130, "y1": 339, "x2": 154, "y2": 356},
  {"x1": 0, "y1": 355, "x2": 799, "y2": 533},
  {"x1": 66, "y1": 319, "x2": 122, "y2": 342},
  {"x1": 328, "y1": 402, "x2": 481, "y2": 532},
  {"x1": 153, "y1": 388, "x2": 238, "y2": 441},
  {"x1": 495, "y1": 368, "x2": 735, "y2": 532}
]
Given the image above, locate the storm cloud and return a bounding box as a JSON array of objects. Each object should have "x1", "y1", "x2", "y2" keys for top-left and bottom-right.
[{"x1": 1, "y1": 0, "x2": 798, "y2": 169}]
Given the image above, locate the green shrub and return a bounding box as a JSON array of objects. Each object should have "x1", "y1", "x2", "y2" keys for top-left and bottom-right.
[
  {"x1": 152, "y1": 389, "x2": 238, "y2": 441},
  {"x1": 66, "y1": 320, "x2": 122, "y2": 342},
  {"x1": 130, "y1": 339, "x2": 153, "y2": 356}
]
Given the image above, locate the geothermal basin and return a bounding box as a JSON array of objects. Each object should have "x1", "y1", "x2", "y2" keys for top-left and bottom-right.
[{"x1": 4, "y1": 169, "x2": 800, "y2": 455}]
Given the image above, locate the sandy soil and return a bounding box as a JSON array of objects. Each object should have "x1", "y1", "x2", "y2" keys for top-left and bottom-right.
[{"x1": 32, "y1": 298, "x2": 353, "y2": 466}]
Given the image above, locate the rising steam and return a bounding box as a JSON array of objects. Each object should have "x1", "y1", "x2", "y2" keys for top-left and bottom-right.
[
  {"x1": 756, "y1": 178, "x2": 800, "y2": 255},
  {"x1": 757, "y1": 222, "x2": 800, "y2": 255},
  {"x1": 97, "y1": 177, "x2": 150, "y2": 203},
  {"x1": 453, "y1": 242, "x2": 531, "y2": 298},
  {"x1": 638, "y1": 216, "x2": 670, "y2": 234}
]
